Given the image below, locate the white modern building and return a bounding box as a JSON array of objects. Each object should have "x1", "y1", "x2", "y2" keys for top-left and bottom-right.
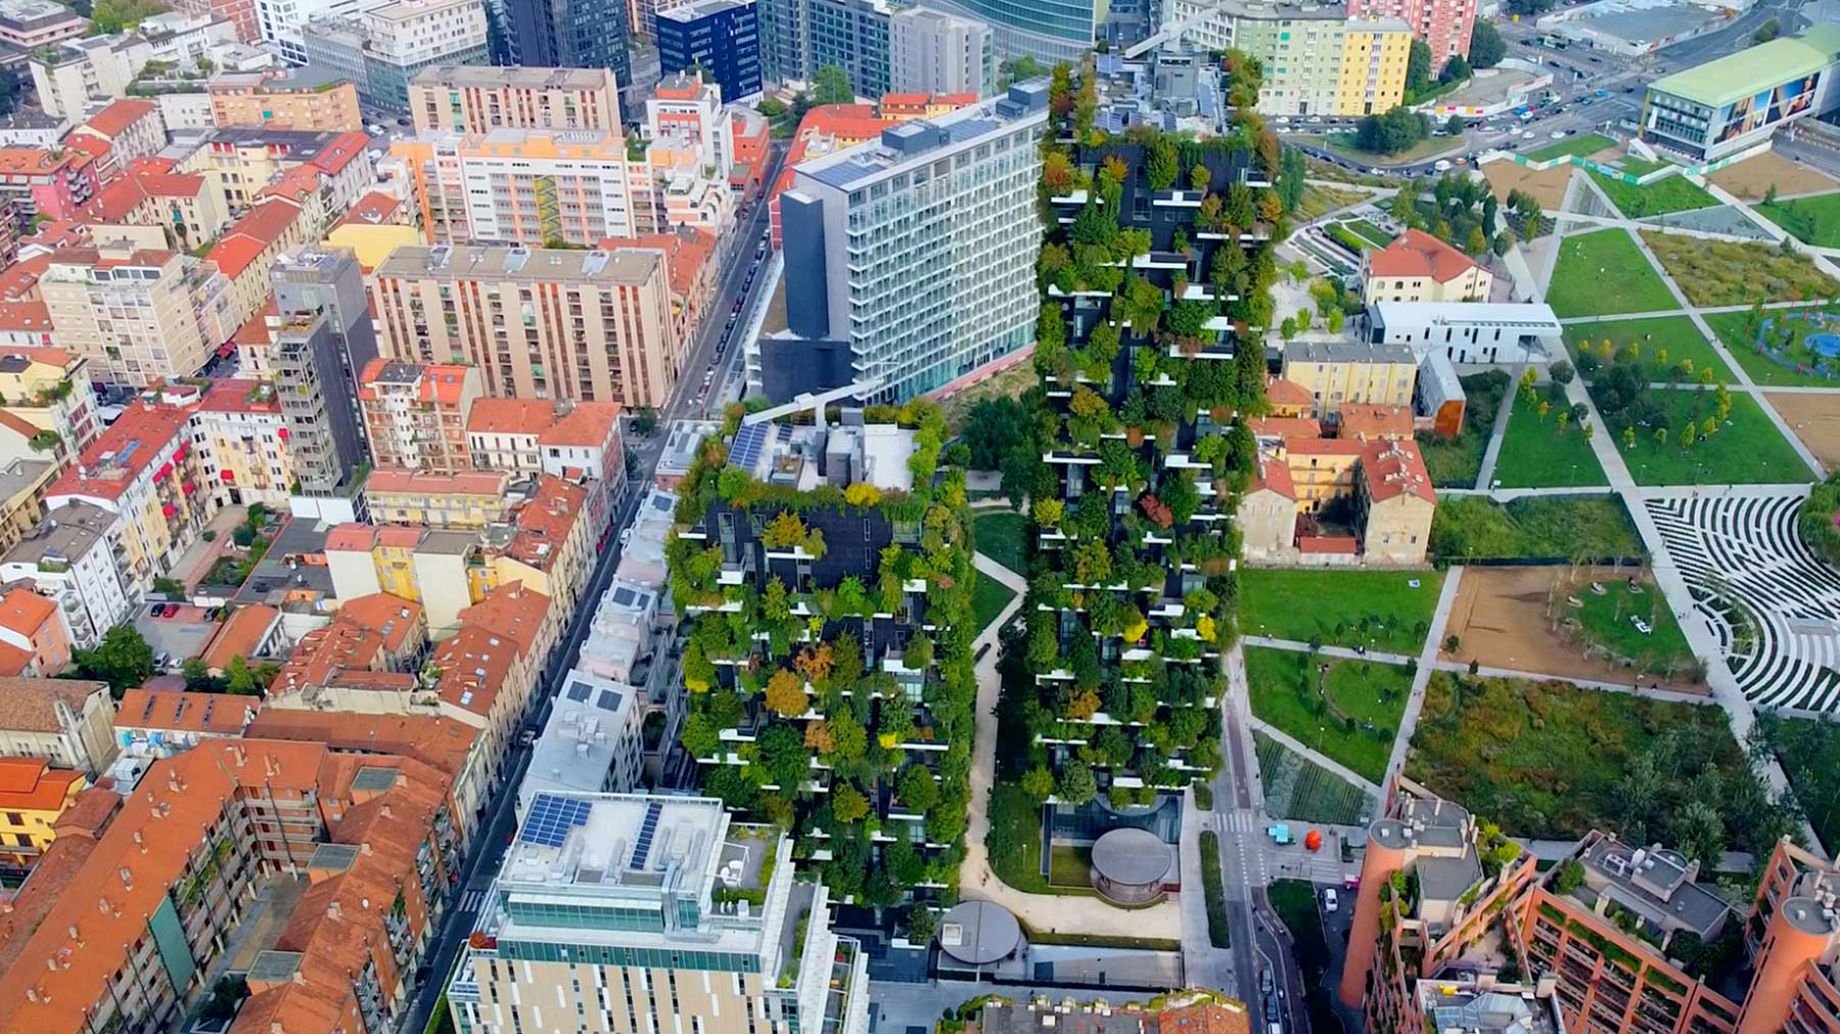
[
  {"x1": 516, "y1": 669, "x2": 646, "y2": 812},
  {"x1": 255, "y1": 0, "x2": 362, "y2": 64},
  {"x1": 0, "y1": 501, "x2": 133, "y2": 650},
  {"x1": 889, "y1": 6, "x2": 994, "y2": 96},
  {"x1": 445, "y1": 794, "x2": 870, "y2": 1034},
  {"x1": 1366, "y1": 300, "x2": 1562, "y2": 365},
  {"x1": 763, "y1": 80, "x2": 1048, "y2": 403}
]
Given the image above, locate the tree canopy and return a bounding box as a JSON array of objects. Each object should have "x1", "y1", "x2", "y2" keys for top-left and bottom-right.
[
  {"x1": 812, "y1": 65, "x2": 853, "y2": 105},
  {"x1": 1467, "y1": 20, "x2": 1506, "y2": 68}
]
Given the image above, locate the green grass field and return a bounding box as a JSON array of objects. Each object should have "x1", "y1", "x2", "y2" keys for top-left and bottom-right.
[
  {"x1": 1269, "y1": 880, "x2": 1342, "y2": 1034},
  {"x1": 973, "y1": 511, "x2": 1030, "y2": 573},
  {"x1": 1563, "y1": 315, "x2": 1735, "y2": 383},
  {"x1": 1344, "y1": 218, "x2": 1394, "y2": 247},
  {"x1": 972, "y1": 573, "x2": 1016, "y2": 632},
  {"x1": 986, "y1": 784, "x2": 1092, "y2": 896},
  {"x1": 1314, "y1": 131, "x2": 1453, "y2": 166},
  {"x1": 1245, "y1": 648, "x2": 1411, "y2": 783},
  {"x1": 1758, "y1": 191, "x2": 1840, "y2": 248},
  {"x1": 1239, "y1": 568, "x2": 1443, "y2": 653},
  {"x1": 1522, "y1": 133, "x2": 1616, "y2": 163},
  {"x1": 1254, "y1": 731, "x2": 1375, "y2": 824},
  {"x1": 1417, "y1": 431, "x2": 1485, "y2": 489},
  {"x1": 1546, "y1": 230, "x2": 1677, "y2": 318},
  {"x1": 1610, "y1": 389, "x2": 1810, "y2": 485},
  {"x1": 1588, "y1": 170, "x2": 1717, "y2": 217},
  {"x1": 1571, "y1": 577, "x2": 1696, "y2": 673},
  {"x1": 1430, "y1": 494, "x2": 1646, "y2": 561},
  {"x1": 1704, "y1": 309, "x2": 1840, "y2": 388},
  {"x1": 1492, "y1": 390, "x2": 1608, "y2": 489}
]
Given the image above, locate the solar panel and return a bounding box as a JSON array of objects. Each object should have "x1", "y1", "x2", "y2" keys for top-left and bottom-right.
[
  {"x1": 630, "y1": 801, "x2": 663, "y2": 869},
  {"x1": 565, "y1": 680, "x2": 592, "y2": 703},
  {"x1": 521, "y1": 793, "x2": 592, "y2": 848},
  {"x1": 729, "y1": 423, "x2": 770, "y2": 471},
  {"x1": 596, "y1": 688, "x2": 622, "y2": 712}
]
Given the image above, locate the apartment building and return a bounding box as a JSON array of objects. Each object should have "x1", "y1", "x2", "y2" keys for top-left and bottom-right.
[
  {"x1": 205, "y1": 196, "x2": 316, "y2": 331},
  {"x1": 67, "y1": 98, "x2": 166, "y2": 180},
  {"x1": 207, "y1": 65, "x2": 364, "y2": 131},
  {"x1": 0, "y1": 148, "x2": 99, "y2": 222},
  {"x1": 445, "y1": 793, "x2": 870, "y2": 1034},
  {"x1": 0, "y1": 756, "x2": 85, "y2": 871},
  {"x1": 0, "y1": 739, "x2": 461, "y2": 1034},
  {"x1": 503, "y1": 0, "x2": 631, "y2": 118},
  {"x1": 767, "y1": 83, "x2": 1045, "y2": 402},
  {"x1": 358, "y1": 359, "x2": 483, "y2": 474},
  {"x1": 759, "y1": 0, "x2": 892, "y2": 97},
  {"x1": 170, "y1": 0, "x2": 259, "y2": 41},
  {"x1": 366, "y1": 468, "x2": 510, "y2": 528},
  {"x1": 426, "y1": 587, "x2": 547, "y2": 783},
  {"x1": 518, "y1": 668, "x2": 646, "y2": 807},
  {"x1": 658, "y1": 0, "x2": 763, "y2": 104},
  {"x1": 0, "y1": 502, "x2": 134, "y2": 649},
  {"x1": 1279, "y1": 340, "x2": 1418, "y2": 415},
  {"x1": 0, "y1": 676, "x2": 115, "y2": 772},
  {"x1": 191, "y1": 376, "x2": 293, "y2": 509},
  {"x1": 28, "y1": 33, "x2": 153, "y2": 120},
  {"x1": 372, "y1": 244, "x2": 680, "y2": 408},
  {"x1": 464, "y1": 128, "x2": 664, "y2": 245},
  {"x1": 0, "y1": 586, "x2": 74, "y2": 676},
  {"x1": 409, "y1": 64, "x2": 622, "y2": 135},
  {"x1": 1364, "y1": 228, "x2": 1494, "y2": 304},
  {"x1": 889, "y1": 6, "x2": 993, "y2": 97},
  {"x1": 252, "y1": 0, "x2": 364, "y2": 64},
  {"x1": 0, "y1": 348, "x2": 102, "y2": 459},
  {"x1": 1338, "y1": 20, "x2": 1414, "y2": 117},
  {"x1": 271, "y1": 247, "x2": 379, "y2": 503},
  {"x1": 1348, "y1": 0, "x2": 1472, "y2": 69},
  {"x1": 1159, "y1": 0, "x2": 1411, "y2": 116},
  {"x1": 361, "y1": 0, "x2": 490, "y2": 108},
  {"x1": 42, "y1": 395, "x2": 208, "y2": 591},
  {"x1": 464, "y1": 397, "x2": 627, "y2": 526},
  {"x1": 0, "y1": 0, "x2": 86, "y2": 49},
  {"x1": 180, "y1": 127, "x2": 373, "y2": 215}
]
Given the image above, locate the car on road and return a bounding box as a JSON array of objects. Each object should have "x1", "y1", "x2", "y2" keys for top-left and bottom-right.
[
  {"x1": 1259, "y1": 969, "x2": 1274, "y2": 995},
  {"x1": 1323, "y1": 888, "x2": 1339, "y2": 912},
  {"x1": 1550, "y1": 130, "x2": 1565, "y2": 139}
]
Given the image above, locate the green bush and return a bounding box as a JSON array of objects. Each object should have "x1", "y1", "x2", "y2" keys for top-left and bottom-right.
[
  {"x1": 1199, "y1": 831, "x2": 1230, "y2": 947},
  {"x1": 1430, "y1": 495, "x2": 1644, "y2": 561},
  {"x1": 1800, "y1": 473, "x2": 1840, "y2": 564}
]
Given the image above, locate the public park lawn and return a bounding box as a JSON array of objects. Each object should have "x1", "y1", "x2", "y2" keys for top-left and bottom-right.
[
  {"x1": 1491, "y1": 391, "x2": 1608, "y2": 489},
  {"x1": 1563, "y1": 315, "x2": 1734, "y2": 383},
  {"x1": 1546, "y1": 230, "x2": 1677, "y2": 317},
  {"x1": 986, "y1": 784, "x2": 1091, "y2": 896},
  {"x1": 973, "y1": 511, "x2": 1030, "y2": 573},
  {"x1": 1572, "y1": 578, "x2": 1696, "y2": 671},
  {"x1": 1406, "y1": 672, "x2": 1744, "y2": 839},
  {"x1": 1430, "y1": 494, "x2": 1646, "y2": 561},
  {"x1": 1757, "y1": 191, "x2": 1840, "y2": 248},
  {"x1": 1239, "y1": 568, "x2": 1443, "y2": 653},
  {"x1": 1704, "y1": 308, "x2": 1840, "y2": 388},
  {"x1": 1612, "y1": 390, "x2": 1809, "y2": 485},
  {"x1": 1296, "y1": 182, "x2": 1369, "y2": 222},
  {"x1": 1245, "y1": 648, "x2": 1410, "y2": 784},
  {"x1": 1588, "y1": 170, "x2": 1717, "y2": 217},
  {"x1": 1344, "y1": 219, "x2": 1394, "y2": 247},
  {"x1": 972, "y1": 574, "x2": 1016, "y2": 632},
  {"x1": 1522, "y1": 133, "x2": 1616, "y2": 163}
]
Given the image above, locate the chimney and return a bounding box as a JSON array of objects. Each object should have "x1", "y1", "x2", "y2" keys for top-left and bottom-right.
[
  {"x1": 118, "y1": 866, "x2": 132, "y2": 889},
  {"x1": 380, "y1": 804, "x2": 392, "y2": 819},
  {"x1": 327, "y1": 900, "x2": 341, "y2": 919},
  {"x1": 132, "y1": 830, "x2": 146, "y2": 853}
]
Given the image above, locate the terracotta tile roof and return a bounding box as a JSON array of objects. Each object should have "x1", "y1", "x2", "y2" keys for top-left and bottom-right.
[
  {"x1": 598, "y1": 229, "x2": 712, "y2": 301},
  {"x1": 430, "y1": 624, "x2": 517, "y2": 717},
  {"x1": 322, "y1": 522, "x2": 375, "y2": 552},
  {"x1": 505, "y1": 477, "x2": 586, "y2": 570},
  {"x1": 243, "y1": 709, "x2": 478, "y2": 783},
  {"x1": 337, "y1": 190, "x2": 401, "y2": 227},
  {"x1": 1156, "y1": 1003, "x2": 1254, "y2": 1034},
  {"x1": 197, "y1": 377, "x2": 280, "y2": 414},
  {"x1": 374, "y1": 525, "x2": 422, "y2": 548},
  {"x1": 0, "y1": 677, "x2": 106, "y2": 733},
  {"x1": 126, "y1": 155, "x2": 177, "y2": 174},
  {"x1": 54, "y1": 785, "x2": 119, "y2": 834},
  {"x1": 255, "y1": 163, "x2": 322, "y2": 203},
  {"x1": 274, "y1": 620, "x2": 386, "y2": 694},
  {"x1": 365, "y1": 467, "x2": 507, "y2": 496},
  {"x1": 0, "y1": 831, "x2": 99, "y2": 973},
  {"x1": 46, "y1": 400, "x2": 192, "y2": 501},
  {"x1": 456, "y1": 581, "x2": 549, "y2": 654},
  {"x1": 1367, "y1": 228, "x2": 1483, "y2": 283},
  {"x1": 207, "y1": 198, "x2": 303, "y2": 279},
  {"x1": 1336, "y1": 403, "x2": 1413, "y2": 442},
  {"x1": 61, "y1": 135, "x2": 109, "y2": 162},
  {"x1": 1299, "y1": 535, "x2": 1359, "y2": 554},
  {"x1": 0, "y1": 346, "x2": 73, "y2": 367},
  {"x1": 200, "y1": 603, "x2": 281, "y2": 670},
  {"x1": 0, "y1": 757, "x2": 83, "y2": 810},
  {"x1": 538, "y1": 400, "x2": 620, "y2": 448},
  {"x1": 311, "y1": 131, "x2": 370, "y2": 174},
  {"x1": 1249, "y1": 454, "x2": 1295, "y2": 500},
  {"x1": 1283, "y1": 437, "x2": 1366, "y2": 457},
  {"x1": 1247, "y1": 416, "x2": 1322, "y2": 439},
  {"x1": 334, "y1": 593, "x2": 424, "y2": 655},
  {"x1": 0, "y1": 641, "x2": 32, "y2": 676},
  {"x1": 74, "y1": 99, "x2": 155, "y2": 141},
  {"x1": 0, "y1": 255, "x2": 49, "y2": 301},
  {"x1": 357, "y1": 358, "x2": 474, "y2": 405},
  {"x1": 0, "y1": 586, "x2": 57, "y2": 639},
  {"x1": 1361, "y1": 438, "x2": 1436, "y2": 504},
  {"x1": 0, "y1": 301, "x2": 53, "y2": 334},
  {"x1": 0, "y1": 409, "x2": 37, "y2": 441},
  {"x1": 466, "y1": 397, "x2": 556, "y2": 437},
  {"x1": 80, "y1": 177, "x2": 147, "y2": 223},
  {"x1": 133, "y1": 171, "x2": 207, "y2": 197},
  {"x1": 1265, "y1": 376, "x2": 1313, "y2": 408},
  {"x1": 0, "y1": 150, "x2": 73, "y2": 175},
  {"x1": 113, "y1": 688, "x2": 255, "y2": 734}
]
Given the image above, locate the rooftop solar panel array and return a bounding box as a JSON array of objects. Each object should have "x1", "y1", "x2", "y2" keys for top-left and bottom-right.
[
  {"x1": 729, "y1": 423, "x2": 770, "y2": 470},
  {"x1": 630, "y1": 801, "x2": 663, "y2": 869},
  {"x1": 521, "y1": 793, "x2": 592, "y2": 848}
]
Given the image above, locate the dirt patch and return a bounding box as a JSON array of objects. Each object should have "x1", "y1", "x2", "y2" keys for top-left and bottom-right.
[
  {"x1": 1444, "y1": 566, "x2": 1705, "y2": 692},
  {"x1": 1483, "y1": 159, "x2": 1572, "y2": 211},
  {"x1": 1708, "y1": 151, "x2": 1838, "y2": 200},
  {"x1": 1766, "y1": 392, "x2": 1840, "y2": 473}
]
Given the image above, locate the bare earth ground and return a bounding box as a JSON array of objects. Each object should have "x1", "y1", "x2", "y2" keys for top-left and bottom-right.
[
  {"x1": 1484, "y1": 160, "x2": 1573, "y2": 210},
  {"x1": 1707, "y1": 151, "x2": 1839, "y2": 200},
  {"x1": 1444, "y1": 566, "x2": 1707, "y2": 692},
  {"x1": 1766, "y1": 392, "x2": 1840, "y2": 473},
  {"x1": 937, "y1": 359, "x2": 1039, "y2": 434}
]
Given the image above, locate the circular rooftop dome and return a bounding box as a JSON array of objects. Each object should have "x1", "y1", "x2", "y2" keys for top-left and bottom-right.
[
  {"x1": 1090, "y1": 827, "x2": 1172, "y2": 904},
  {"x1": 937, "y1": 900, "x2": 1022, "y2": 966}
]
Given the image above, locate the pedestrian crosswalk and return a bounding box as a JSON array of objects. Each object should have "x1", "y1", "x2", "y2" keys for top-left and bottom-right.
[
  {"x1": 460, "y1": 888, "x2": 487, "y2": 913},
  {"x1": 1217, "y1": 811, "x2": 1262, "y2": 834}
]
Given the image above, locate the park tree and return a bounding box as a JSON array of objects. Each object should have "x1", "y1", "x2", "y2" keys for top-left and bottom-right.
[
  {"x1": 1445, "y1": 114, "x2": 1465, "y2": 137},
  {"x1": 963, "y1": 397, "x2": 1030, "y2": 470},
  {"x1": 812, "y1": 65, "x2": 854, "y2": 104},
  {"x1": 1405, "y1": 39, "x2": 1434, "y2": 100},
  {"x1": 1468, "y1": 19, "x2": 1506, "y2": 68},
  {"x1": 1057, "y1": 760, "x2": 1097, "y2": 805},
  {"x1": 1021, "y1": 764, "x2": 1056, "y2": 802},
  {"x1": 72, "y1": 624, "x2": 155, "y2": 696}
]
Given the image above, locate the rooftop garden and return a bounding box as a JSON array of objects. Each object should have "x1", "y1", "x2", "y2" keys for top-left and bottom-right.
[
  {"x1": 668, "y1": 401, "x2": 974, "y2": 912},
  {"x1": 998, "y1": 53, "x2": 1287, "y2": 802}
]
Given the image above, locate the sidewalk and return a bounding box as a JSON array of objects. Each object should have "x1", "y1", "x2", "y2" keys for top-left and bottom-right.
[{"x1": 1383, "y1": 567, "x2": 1465, "y2": 788}]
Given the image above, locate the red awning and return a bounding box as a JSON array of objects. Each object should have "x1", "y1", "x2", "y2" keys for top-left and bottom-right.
[
  {"x1": 174, "y1": 442, "x2": 189, "y2": 459},
  {"x1": 277, "y1": 427, "x2": 289, "y2": 441},
  {"x1": 161, "y1": 503, "x2": 176, "y2": 518},
  {"x1": 219, "y1": 470, "x2": 236, "y2": 482},
  {"x1": 155, "y1": 462, "x2": 173, "y2": 479},
  {"x1": 181, "y1": 481, "x2": 197, "y2": 495}
]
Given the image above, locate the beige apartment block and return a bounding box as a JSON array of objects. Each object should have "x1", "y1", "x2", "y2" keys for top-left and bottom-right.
[
  {"x1": 208, "y1": 66, "x2": 364, "y2": 131},
  {"x1": 39, "y1": 245, "x2": 233, "y2": 386},
  {"x1": 409, "y1": 65, "x2": 621, "y2": 135},
  {"x1": 371, "y1": 245, "x2": 680, "y2": 408}
]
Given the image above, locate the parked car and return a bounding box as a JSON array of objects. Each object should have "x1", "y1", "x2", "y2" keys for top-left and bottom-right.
[{"x1": 1323, "y1": 888, "x2": 1340, "y2": 912}]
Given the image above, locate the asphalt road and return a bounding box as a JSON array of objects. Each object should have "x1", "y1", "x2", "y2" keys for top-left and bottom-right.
[{"x1": 400, "y1": 140, "x2": 788, "y2": 1034}]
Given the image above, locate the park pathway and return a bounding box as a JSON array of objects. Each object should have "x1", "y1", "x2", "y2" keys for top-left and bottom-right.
[{"x1": 1381, "y1": 568, "x2": 1465, "y2": 789}]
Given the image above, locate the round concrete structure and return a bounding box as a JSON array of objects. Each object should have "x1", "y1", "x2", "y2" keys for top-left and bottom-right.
[
  {"x1": 1090, "y1": 827, "x2": 1172, "y2": 904},
  {"x1": 937, "y1": 900, "x2": 1022, "y2": 966}
]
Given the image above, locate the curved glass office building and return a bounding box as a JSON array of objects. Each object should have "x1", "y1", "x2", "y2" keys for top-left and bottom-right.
[{"x1": 919, "y1": 0, "x2": 1100, "y2": 64}]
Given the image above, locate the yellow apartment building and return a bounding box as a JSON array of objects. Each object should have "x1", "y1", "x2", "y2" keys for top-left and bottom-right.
[
  {"x1": 1336, "y1": 20, "x2": 1413, "y2": 117},
  {"x1": 0, "y1": 756, "x2": 87, "y2": 869},
  {"x1": 1280, "y1": 340, "x2": 1418, "y2": 416}
]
